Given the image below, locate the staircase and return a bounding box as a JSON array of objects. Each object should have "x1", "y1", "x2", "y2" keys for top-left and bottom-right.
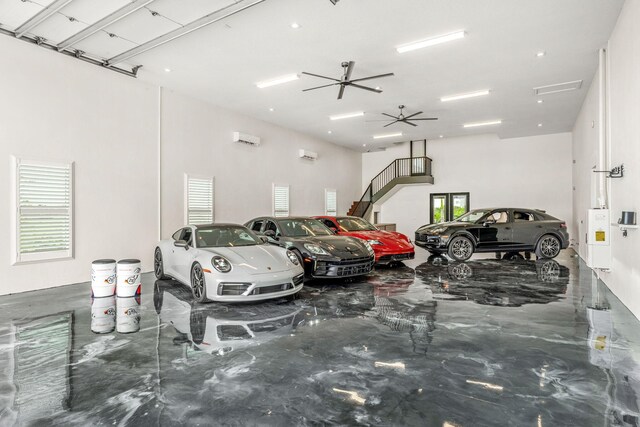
[{"x1": 348, "y1": 156, "x2": 433, "y2": 218}]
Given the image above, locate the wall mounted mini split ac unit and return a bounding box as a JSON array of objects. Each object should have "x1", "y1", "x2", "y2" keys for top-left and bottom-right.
[
  {"x1": 299, "y1": 149, "x2": 318, "y2": 160},
  {"x1": 233, "y1": 132, "x2": 261, "y2": 146}
]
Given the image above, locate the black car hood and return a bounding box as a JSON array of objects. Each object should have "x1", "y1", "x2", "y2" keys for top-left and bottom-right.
[{"x1": 289, "y1": 235, "x2": 370, "y2": 257}]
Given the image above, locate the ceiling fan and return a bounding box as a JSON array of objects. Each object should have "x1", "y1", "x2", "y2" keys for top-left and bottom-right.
[
  {"x1": 302, "y1": 61, "x2": 394, "y2": 100},
  {"x1": 370, "y1": 105, "x2": 438, "y2": 127}
]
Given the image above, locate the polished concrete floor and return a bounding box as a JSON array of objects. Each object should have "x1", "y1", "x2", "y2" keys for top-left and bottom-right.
[{"x1": 1, "y1": 250, "x2": 639, "y2": 426}]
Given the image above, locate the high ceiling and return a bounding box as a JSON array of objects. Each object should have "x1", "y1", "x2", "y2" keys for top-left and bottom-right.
[{"x1": 0, "y1": 0, "x2": 624, "y2": 151}]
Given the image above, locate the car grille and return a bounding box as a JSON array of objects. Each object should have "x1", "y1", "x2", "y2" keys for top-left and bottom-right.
[
  {"x1": 415, "y1": 233, "x2": 439, "y2": 243},
  {"x1": 314, "y1": 256, "x2": 374, "y2": 277},
  {"x1": 378, "y1": 253, "x2": 415, "y2": 263},
  {"x1": 250, "y1": 283, "x2": 293, "y2": 295},
  {"x1": 218, "y1": 283, "x2": 251, "y2": 296}
]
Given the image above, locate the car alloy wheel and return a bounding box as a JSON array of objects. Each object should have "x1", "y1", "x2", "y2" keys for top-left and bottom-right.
[
  {"x1": 190, "y1": 263, "x2": 206, "y2": 302},
  {"x1": 537, "y1": 235, "x2": 560, "y2": 259},
  {"x1": 154, "y1": 248, "x2": 166, "y2": 280},
  {"x1": 448, "y1": 236, "x2": 474, "y2": 261}
]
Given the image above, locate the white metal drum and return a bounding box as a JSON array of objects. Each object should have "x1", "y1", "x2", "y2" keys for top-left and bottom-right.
[
  {"x1": 91, "y1": 296, "x2": 116, "y2": 334},
  {"x1": 91, "y1": 259, "x2": 117, "y2": 297},
  {"x1": 116, "y1": 296, "x2": 141, "y2": 334},
  {"x1": 116, "y1": 259, "x2": 141, "y2": 297}
]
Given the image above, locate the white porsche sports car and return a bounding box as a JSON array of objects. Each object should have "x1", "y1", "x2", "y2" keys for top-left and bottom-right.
[{"x1": 154, "y1": 224, "x2": 304, "y2": 302}]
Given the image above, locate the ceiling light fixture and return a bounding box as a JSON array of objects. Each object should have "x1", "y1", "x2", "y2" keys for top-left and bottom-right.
[
  {"x1": 256, "y1": 73, "x2": 299, "y2": 89},
  {"x1": 290, "y1": 22, "x2": 300, "y2": 29},
  {"x1": 463, "y1": 120, "x2": 502, "y2": 128},
  {"x1": 269, "y1": 107, "x2": 274, "y2": 112},
  {"x1": 441, "y1": 89, "x2": 490, "y2": 102},
  {"x1": 373, "y1": 132, "x2": 403, "y2": 139},
  {"x1": 536, "y1": 51, "x2": 546, "y2": 57},
  {"x1": 327, "y1": 130, "x2": 332, "y2": 134},
  {"x1": 362, "y1": 144, "x2": 366, "y2": 147},
  {"x1": 397, "y1": 30, "x2": 466, "y2": 54},
  {"x1": 537, "y1": 99, "x2": 543, "y2": 104},
  {"x1": 329, "y1": 111, "x2": 364, "y2": 121},
  {"x1": 439, "y1": 135, "x2": 444, "y2": 138},
  {"x1": 164, "y1": 68, "x2": 171, "y2": 72},
  {"x1": 538, "y1": 123, "x2": 543, "y2": 127}
]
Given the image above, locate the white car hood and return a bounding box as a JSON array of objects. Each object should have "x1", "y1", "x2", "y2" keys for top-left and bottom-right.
[{"x1": 201, "y1": 245, "x2": 291, "y2": 275}]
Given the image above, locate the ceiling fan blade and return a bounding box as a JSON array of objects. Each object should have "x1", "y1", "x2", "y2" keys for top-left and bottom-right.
[
  {"x1": 302, "y1": 83, "x2": 340, "y2": 92},
  {"x1": 337, "y1": 84, "x2": 346, "y2": 99},
  {"x1": 350, "y1": 83, "x2": 382, "y2": 93},
  {"x1": 382, "y1": 113, "x2": 399, "y2": 119},
  {"x1": 401, "y1": 120, "x2": 418, "y2": 127},
  {"x1": 383, "y1": 120, "x2": 399, "y2": 127},
  {"x1": 410, "y1": 118, "x2": 439, "y2": 120},
  {"x1": 403, "y1": 111, "x2": 423, "y2": 120},
  {"x1": 349, "y1": 72, "x2": 395, "y2": 83},
  {"x1": 301, "y1": 71, "x2": 341, "y2": 82},
  {"x1": 345, "y1": 61, "x2": 355, "y2": 80}
]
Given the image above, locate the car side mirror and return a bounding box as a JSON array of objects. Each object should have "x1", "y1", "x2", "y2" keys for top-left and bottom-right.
[
  {"x1": 264, "y1": 230, "x2": 278, "y2": 240},
  {"x1": 329, "y1": 227, "x2": 339, "y2": 234},
  {"x1": 174, "y1": 240, "x2": 189, "y2": 249},
  {"x1": 482, "y1": 220, "x2": 495, "y2": 227},
  {"x1": 259, "y1": 236, "x2": 269, "y2": 244}
]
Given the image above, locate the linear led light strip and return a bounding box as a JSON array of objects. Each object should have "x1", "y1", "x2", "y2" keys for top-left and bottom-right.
[
  {"x1": 441, "y1": 89, "x2": 490, "y2": 102},
  {"x1": 463, "y1": 120, "x2": 502, "y2": 128},
  {"x1": 373, "y1": 132, "x2": 403, "y2": 139},
  {"x1": 256, "y1": 74, "x2": 300, "y2": 88},
  {"x1": 397, "y1": 30, "x2": 466, "y2": 54},
  {"x1": 330, "y1": 111, "x2": 364, "y2": 121}
]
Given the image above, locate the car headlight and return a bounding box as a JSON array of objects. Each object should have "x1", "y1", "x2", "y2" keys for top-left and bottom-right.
[
  {"x1": 286, "y1": 250, "x2": 299, "y2": 265},
  {"x1": 304, "y1": 243, "x2": 329, "y2": 255},
  {"x1": 363, "y1": 241, "x2": 375, "y2": 256},
  {"x1": 211, "y1": 256, "x2": 232, "y2": 273},
  {"x1": 367, "y1": 239, "x2": 383, "y2": 246}
]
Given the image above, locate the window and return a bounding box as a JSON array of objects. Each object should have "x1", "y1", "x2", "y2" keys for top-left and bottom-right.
[
  {"x1": 13, "y1": 158, "x2": 73, "y2": 263},
  {"x1": 185, "y1": 174, "x2": 214, "y2": 225},
  {"x1": 513, "y1": 210, "x2": 535, "y2": 222},
  {"x1": 265, "y1": 220, "x2": 279, "y2": 235},
  {"x1": 325, "y1": 189, "x2": 337, "y2": 216},
  {"x1": 486, "y1": 211, "x2": 510, "y2": 224},
  {"x1": 250, "y1": 220, "x2": 263, "y2": 232},
  {"x1": 273, "y1": 184, "x2": 289, "y2": 217},
  {"x1": 429, "y1": 192, "x2": 470, "y2": 224}
]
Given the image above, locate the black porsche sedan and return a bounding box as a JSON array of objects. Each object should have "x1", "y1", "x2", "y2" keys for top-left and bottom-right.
[
  {"x1": 245, "y1": 216, "x2": 375, "y2": 279},
  {"x1": 414, "y1": 208, "x2": 570, "y2": 261}
]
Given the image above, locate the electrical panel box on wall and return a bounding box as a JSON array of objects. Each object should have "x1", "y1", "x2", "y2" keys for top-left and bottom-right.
[{"x1": 586, "y1": 209, "x2": 611, "y2": 269}]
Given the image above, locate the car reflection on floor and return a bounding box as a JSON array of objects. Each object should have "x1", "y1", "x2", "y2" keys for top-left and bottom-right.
[
  {"x1": 154, "y1": 280, "x2": 304, "y2": 355},
  {"x1": 415, "y1": 255, "x2": 570, "y2": 307}
]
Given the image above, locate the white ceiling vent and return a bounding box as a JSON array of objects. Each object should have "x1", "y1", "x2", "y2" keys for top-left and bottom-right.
[
  {"x1": 299, "y1": 149, "x2": 318, "y2": 160},
  {"x1": 533, "y1": 80, "x2": 583, "y2": 96},
  {"x1": 233, "y1": 132, "x2": 261, "y2": 146}
]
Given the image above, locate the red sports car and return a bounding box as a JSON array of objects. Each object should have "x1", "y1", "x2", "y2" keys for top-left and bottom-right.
[{"x1": 314, "y1": 216, "x2": 415, "y2": 265}]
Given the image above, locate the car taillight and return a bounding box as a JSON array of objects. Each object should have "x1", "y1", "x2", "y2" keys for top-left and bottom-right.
[{"x1": 560, "y1": 223, "x2": 567, "y2": 228}]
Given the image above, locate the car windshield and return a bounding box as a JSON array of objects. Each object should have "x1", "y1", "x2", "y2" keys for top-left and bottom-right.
[
  {"x1": 337, "y1": 217, "x2": 377, "y2": 231},
  {"x1": 455, "y1": 209, "x2": 493, "y2": 223},
  {"x1": 277, "y1": 218, "x2": 333, "y2": 237},
  {"x1": 196, "y1": 226, "x2": 262, "y2": 248}
]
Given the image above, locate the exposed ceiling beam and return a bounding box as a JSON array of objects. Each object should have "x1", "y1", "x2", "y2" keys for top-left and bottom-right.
[
  {"x1": 57, "y1": 0, "x2": 156, "y2": 52},
  {"x1": 106, "y1": 0, "x2": 266, "y2": 66},
  {"x1": 14, "y1": 0, "x2": 75, "y2": 39}
]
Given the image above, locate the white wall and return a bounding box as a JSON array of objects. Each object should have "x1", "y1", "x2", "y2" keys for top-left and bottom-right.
[
  {"x1": 0, "y1": 36, "x2": 159, "y2": 296},
  {"x1": 362, "y1": 133, "x2": 573, "y2": 239},
  {"x1": 573, "y1": 0, "x2": 640, "y2": 320},
  {"x1": 159, "y1": 89, "x2": 362, "y2": 238},
  {"x1": 0, "y1": 35, "x2": 362, "y2": 295}
]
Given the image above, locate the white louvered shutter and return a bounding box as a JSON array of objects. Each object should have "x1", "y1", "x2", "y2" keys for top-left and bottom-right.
[
  {"x1": 325, "y1": 189, "x2": 337, "y2": 216},
  {"x1": 185, "y1": 175, "x2": 214, "y2": 225},
  {"x1": 16, "y1": 159, "x2": 73, "y2": 262},
  {"x1": 273, "y1": 185, "x2": 289, "y2": 217}
]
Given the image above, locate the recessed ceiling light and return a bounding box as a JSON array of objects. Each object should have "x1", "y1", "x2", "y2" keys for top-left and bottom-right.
[
  {"x1": 329, "y1": 111, "x2": 364, "y2": 121},
  {"x1": 439, "y1": 135, "x2": 444, "y2": 138},
  {"x1": 164, "y1": 68, "x2": 171, "y2": 72},
  {"x1": 256, "y1": 73, "x2": 299, "y2": 89},
  {"x1": 375, "y1": 86, "x2": 381, "y2": 90},
  {"x1": 463, "y1": 120, "x2": 502, "y2": 128},
  {"x1": 269, "y1": 107, "x2": 274, "y2": 112},
  {"x1": 362, "y1": 144, "x2": 367, "y2": 147},
  {"x1": 441, "y1": 89, "x2": 490, "y2": 102},
  {"x1": 290, "y1": 22, "x2": 300, "y2": 29},
  {"x1": 537, "y1": 99, "x2": 543, "y2": 104},
  {"x1": 373, "y1": 132, "x2": 403, "y2": 139},
  {"x1": 327, "y1": 130, "x2": 332, "y2": 134},
  {"x1": 397, "y1": 30, "x2": 466, "y2": 54},
  {"x1": 536, "y1": 51, "x2": 546, "y2": 57},
  {"x1": 538, "y1": 123, "x2": 543, "y2": 127}
]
